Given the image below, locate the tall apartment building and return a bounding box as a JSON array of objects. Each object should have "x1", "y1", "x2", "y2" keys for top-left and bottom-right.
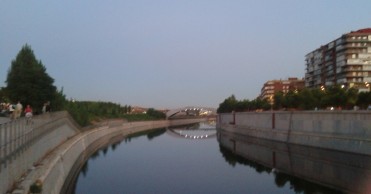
[
  {"x1": 305, "y1": 28, "x2": 371, "y2": 92},
  {"x1": 260, "y1": 77, "x2": 305, "y2": 100}
]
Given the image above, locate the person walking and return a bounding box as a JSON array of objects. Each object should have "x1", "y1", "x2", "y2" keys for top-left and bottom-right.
[
  {"x1": 8, "y1": 103, "x2": 15, "y2": 119},
  {"x1": 15, "y1": 101, "x2": 23, "y2": 119},
  {"x1": 42, "y1": 102, "x2": 46, "y2": 114},
  {"x1": 45, "y1": 101, "x2": 51, "y2": 112},
  {"x1": 24, "y1": 105, "x2": 33, "y2": 124}
]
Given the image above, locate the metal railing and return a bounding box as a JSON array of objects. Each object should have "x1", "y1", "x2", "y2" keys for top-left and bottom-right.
[{"x1": 0, "y1": 111, "x2": 79, "y2": 166}]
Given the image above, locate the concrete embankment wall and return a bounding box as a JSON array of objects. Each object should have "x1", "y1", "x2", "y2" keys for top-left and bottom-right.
[
  {"x1": 218, "y1": 130, "x2": 371, "y2": 194},
  {"x1": 1, "y1": 112, "x2": 80, "y2": 194},
  {"x1": 217, "y1": 111, "x2": 371, "y2": 155},
  {"x1": 12, "y1": 117, "x2": 205, "y2": 194}
]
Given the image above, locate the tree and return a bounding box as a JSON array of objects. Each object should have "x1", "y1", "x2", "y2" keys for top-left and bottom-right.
[
  {"x1": 357, "y1": 91, "x2": 371, "y2": 109},
  {"x1": 297, "y1": 88, "x2": 316, "y2": 110},
  {"x1": 345, "y1": 87, "x2": 358, "y2": 109},
  {"x1": 5, "y1": 45, "x2": 57, "y2": 112},
  {"x1": 311, "y1": 88, "x2": 325, "y2": 109},
  {"x1": 273, "y1": 91, "x2": 285, "y2": 110},
  {"x1": 146, "y1": 108, "x2": 166, "y2": 119},
  {"x1": 53, "y1": 87, "x2": 67, "y2": 111},
  {"x1": 217, "y1": 95, "x2": 238, "y2": 113}
]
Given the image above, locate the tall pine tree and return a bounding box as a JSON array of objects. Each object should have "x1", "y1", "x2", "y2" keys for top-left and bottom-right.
[{"x1": 6, "y1": 44, "x2": 57, "y2": 112}]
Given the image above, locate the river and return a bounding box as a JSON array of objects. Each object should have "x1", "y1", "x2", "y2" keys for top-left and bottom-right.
[{"x1": 69, "y1": 122, "x2": 369, "y2": 194}]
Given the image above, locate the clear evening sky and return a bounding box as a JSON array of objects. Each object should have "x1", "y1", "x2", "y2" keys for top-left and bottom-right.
[{"x1": 1, "y1": 1, "x2": 370, "y2": 109}]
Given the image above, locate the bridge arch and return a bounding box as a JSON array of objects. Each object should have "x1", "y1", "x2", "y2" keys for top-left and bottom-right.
[{"x1": 166, "y1": 106, "x2": 216, "y2": 119}]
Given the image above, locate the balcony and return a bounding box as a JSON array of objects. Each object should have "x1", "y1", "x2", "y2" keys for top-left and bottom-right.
[
  {"x1": 345, "y1": 72, "x2": 364, "y2": 78},
  {"x1": 347, "y1": 59, "x2": 363, "y2": 65},
  {"x1": 346, "y1": 36, "x2": 369, "y2": 42}
]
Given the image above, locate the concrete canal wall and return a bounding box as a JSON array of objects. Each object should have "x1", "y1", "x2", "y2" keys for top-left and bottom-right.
[
  {"x1": 218, "y1": 130, "x2": 371, "y2": 193},
  {"x1": 1, "y1": 112, "x2": 80, "y2": 194},
  {"x1": 217, "y1": 111, "x2": 371, "y2": 155},
  {"x1": 10, "y1": 115, "x2": 205, "y2": 194}
]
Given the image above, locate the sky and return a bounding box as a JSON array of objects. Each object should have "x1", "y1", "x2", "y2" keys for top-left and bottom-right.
[{"x1": 1, "y1": 0, "x2": 371, "y2": 109}]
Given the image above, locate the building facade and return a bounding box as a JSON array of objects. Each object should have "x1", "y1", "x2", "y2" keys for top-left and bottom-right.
[
  {"x1": 260, "y1": 77, "x2": 305, "y2": 100},
  {"x1": 305, "y1": 28, "x2": 371, "y2": 92}
]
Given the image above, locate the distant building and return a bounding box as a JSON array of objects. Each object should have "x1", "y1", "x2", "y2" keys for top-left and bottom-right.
[
  {"x1": 305, "y1": 28, "x2": 371, "y2": 92},
  {"x1": 260, "y1": 77, "x2": 305, "y2": 100}
]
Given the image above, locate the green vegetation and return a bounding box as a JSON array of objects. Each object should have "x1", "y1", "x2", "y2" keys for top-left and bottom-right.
[
  {"x1": 63, "y1": 100, "x2": 165, "y2": 126},
  {"x1": 0, "y1": 44, "x2": 166, "y2": 127},
  {"x1": 5, "y1": 44, "x2": 58, "y2": 113},
  {"x1": 218, "y1": 86, "x2": 371, "y2": 113},
  {"x1": 217, "y1": 95, "x2": 271, "y2": 113}
]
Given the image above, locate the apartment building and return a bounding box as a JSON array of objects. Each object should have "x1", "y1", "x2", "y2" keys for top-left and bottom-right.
[
  {"x1": 305, "y1": 28, "x2": 371, "y2": 92},
  {"x1": 260, "y1": 77, "x2": 305, "y2": 100}
]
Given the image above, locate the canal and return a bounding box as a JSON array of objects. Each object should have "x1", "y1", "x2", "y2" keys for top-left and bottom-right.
[{"x1": 69, "y1": 122, "x2": 371, "y2": 194}]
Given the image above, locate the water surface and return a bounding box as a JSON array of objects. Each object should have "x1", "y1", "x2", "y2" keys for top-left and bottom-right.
[{"x1": 72, "y1": 122, "x2": 348, "y2": 194}]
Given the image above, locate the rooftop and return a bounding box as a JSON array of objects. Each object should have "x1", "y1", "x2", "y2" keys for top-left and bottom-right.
[{"x1": 349, "y1": 28, "x2": 371, "y2": 34}]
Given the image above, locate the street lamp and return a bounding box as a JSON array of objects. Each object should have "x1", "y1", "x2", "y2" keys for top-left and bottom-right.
[{"x1": 320, "y1": 85, "x2": 325, "y2": 91}]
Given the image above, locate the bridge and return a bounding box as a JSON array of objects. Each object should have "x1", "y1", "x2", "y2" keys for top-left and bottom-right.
[
  {"x1": 166, "y1": 106, "x2": 217, "y2": 119},
  {"x1": 0, "y1": 111, "x2": 207, "y2": 194}
]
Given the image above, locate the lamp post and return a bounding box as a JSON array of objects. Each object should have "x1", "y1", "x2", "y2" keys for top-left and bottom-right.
[{"x1": 320, "y1": 85, "x2": 325, "y2": 92}]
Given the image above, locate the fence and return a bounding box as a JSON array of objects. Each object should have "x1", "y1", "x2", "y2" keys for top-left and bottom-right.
[
  {"x1": 0, "y1": 111, "x2": 80, "y2": 193},
  {"x1": 0, "y1": 112, "x2": 74, "y2": 165}
]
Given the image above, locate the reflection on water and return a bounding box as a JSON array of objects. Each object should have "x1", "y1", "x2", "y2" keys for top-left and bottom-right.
[
  {"x1": 68, "y1": 122, "x2": 370, "y2": 194},
  {"x1": 167, "y1": 122, "x2": 217, "y2": 139},
  {"x1": 218, "y1": 130, "x2": 371, "y2": 194},
  {"x1": 76, "y1": 127, "x2": 168, "y2": 179}
]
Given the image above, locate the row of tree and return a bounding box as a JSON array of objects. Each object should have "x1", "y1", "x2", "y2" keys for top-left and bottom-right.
[
  {"x1": 62, "y1": 100, "x2": 133, "y2": 126},
  {"x1": 0, "y1": 45, "x2": 166, "y2": 126},
  {"x1": 218, "y1": 87, "x2": 371, "y2": 113}
]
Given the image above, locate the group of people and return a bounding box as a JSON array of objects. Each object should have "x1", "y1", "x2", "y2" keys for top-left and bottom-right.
[
  {"x1": 7, "y1": 101, "x2": 24, "y2": 120},
  {"x1": 0, "y1": 101, "x2": 51, "y2": 120}
]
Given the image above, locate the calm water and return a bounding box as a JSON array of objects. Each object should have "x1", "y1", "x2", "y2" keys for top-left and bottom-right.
[{"x1": 70, "y1": 122, "x2": 354, "y2": 194}]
